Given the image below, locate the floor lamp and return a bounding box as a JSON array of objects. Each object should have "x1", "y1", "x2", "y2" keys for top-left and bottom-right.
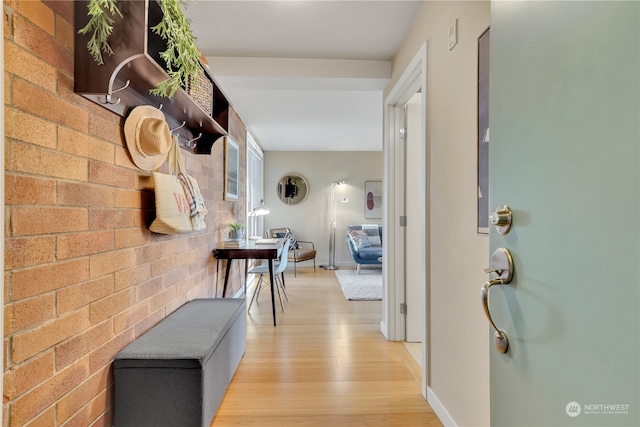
[{"x1": 323, "y1": 180, "x2": 347, "y2": 270}]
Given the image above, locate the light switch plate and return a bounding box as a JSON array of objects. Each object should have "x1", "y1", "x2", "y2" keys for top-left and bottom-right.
[{"x1": 448, "y1": 19, "x2": 458, "y2": 50}]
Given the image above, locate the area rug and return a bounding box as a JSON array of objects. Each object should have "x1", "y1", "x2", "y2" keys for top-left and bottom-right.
[{"x1": 334, "y1": 269, "x2": 382, "y2": 301}]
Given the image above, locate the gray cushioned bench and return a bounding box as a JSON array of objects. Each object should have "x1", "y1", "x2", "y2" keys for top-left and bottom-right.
[{"x1": 113, "y1": 298, "x2": 246, "y2": 427}]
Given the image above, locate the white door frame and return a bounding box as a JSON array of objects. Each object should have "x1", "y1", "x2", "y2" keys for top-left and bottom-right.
[{"x1": 381, "y1": 42, "x2": 429, "y2": 398}]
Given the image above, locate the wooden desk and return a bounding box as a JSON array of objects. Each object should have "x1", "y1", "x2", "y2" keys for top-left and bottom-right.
[{"x1": 213, "y1": 239, "x2": 284, "y2": 326}]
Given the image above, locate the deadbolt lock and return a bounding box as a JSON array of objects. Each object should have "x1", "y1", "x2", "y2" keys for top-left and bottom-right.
[{"x1": 489, "y1": 205, "x2": 512, "y2": 235}]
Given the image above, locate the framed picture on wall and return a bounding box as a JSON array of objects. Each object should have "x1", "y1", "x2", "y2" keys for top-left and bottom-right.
[
  {"x1": 224, "y1": 137, "x2": 239, "y2": 200},
  {"x1": 364, "y1": 181, "x2": 382, "y2": 219},
  {"x1": 477, "y1": 27, "x2": 490, "y2": 234}
]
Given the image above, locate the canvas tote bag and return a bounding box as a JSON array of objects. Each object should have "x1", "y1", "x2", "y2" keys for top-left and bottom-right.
[
  {"x1": 169, "y1": 136, "x2": 208, "y2": 231},
  {"x1": 149, "y1": 138, "x2": 193, "y2": 234}
]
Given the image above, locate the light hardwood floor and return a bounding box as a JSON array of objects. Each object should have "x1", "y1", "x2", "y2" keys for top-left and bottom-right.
[{"x1": 211, "y1": 267, "x2": 442, "y2": 427}]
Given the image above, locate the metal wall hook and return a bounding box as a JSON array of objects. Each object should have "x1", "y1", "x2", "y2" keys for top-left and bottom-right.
[
  {"x1": 158, "y1": 103, "x2": 163, "y2": 110},
  {"x1": 105, "y1": 80, "x2": 130, "y2": 105},
  {"x1": 187, "y1": 133, "x2": 202, "y2": 149},
  {"x1": 170, "y1": 121, "x2": 186, "y2": 134}
]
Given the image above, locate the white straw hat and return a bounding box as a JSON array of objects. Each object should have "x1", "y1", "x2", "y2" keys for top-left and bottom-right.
[{"x1": 124, "y1": 106, "x2": 172, "y2": 171}]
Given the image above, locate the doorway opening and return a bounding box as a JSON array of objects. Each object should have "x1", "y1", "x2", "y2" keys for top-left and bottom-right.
[{"x1": 382, "y1": 42, "x2": 429, "y2": 398}]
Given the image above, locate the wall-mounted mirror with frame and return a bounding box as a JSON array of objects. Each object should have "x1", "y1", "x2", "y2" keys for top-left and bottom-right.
[{"x1": 277, "y1": 174, "x2": 308, "y2": 205}]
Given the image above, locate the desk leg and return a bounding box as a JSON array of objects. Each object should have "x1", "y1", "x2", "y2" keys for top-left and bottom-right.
[
  {"x1": 215, "y1": 259, "x2": 220, "y2": 297},
  {"x1": 244, "y1": 260, "x2": 249, "y2": 296},
  {"x1": 222, "y1": 259, "x2": 232, "y2": 298},
  {"x1": 269, "y1": 259, "x2": 276, "y2": 326}
]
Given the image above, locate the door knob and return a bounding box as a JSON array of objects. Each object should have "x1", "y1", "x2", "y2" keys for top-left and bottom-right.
[
  {"x1": 489, "y1": 205, "x2": 512, "y2": 235},
  {"x1": 481, "y1": 248, "x2": 514, "y2": 353}
]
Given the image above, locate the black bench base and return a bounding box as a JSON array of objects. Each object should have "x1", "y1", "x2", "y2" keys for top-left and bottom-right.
[{"x1": 114, "y1": 298, "x2": 246, "y2": 427}]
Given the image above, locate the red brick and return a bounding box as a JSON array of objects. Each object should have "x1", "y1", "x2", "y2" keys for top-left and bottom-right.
[
  {"x1": 89, "y1": 330, "x2": 134, "y2": 374},
  {"x1": 13, "y1": 79, "x2": 87, "y2": 132},
  {"x1": 134, "y1": 308, "x2": 165, "y2": 338},
  {"x1": 56, "y1": 365, "x2": 110, "y2": 425},
  {"x1": 114, "y1": 227, "x2": 150, "y2": 250},
  {"x1": 89, "y1": 249, "x2": 135, "y2": 278},
  {"x1": 15, "y1": 0, "x2": 55, "y2": 35},
  {"x1": 114, "y1": 144, "x2": 138, "y2": 170},
  {"x1": 12, "y1": 259, "x2": 89, "y2": 300},
  {"x1": 55, "y1": 321, "x2": 112, "y2": 371},
  {"x1": 136, "y1": 276, "x2": 164, "y2": 302},
  {"x1": 57, "y1": 276, "x2": 114, "y2": 314},
  {"x1": 89, "y1": 161, "x2": 134, "y2": 188},
  {"x1": 164, "y1": 238, "x2": 188, "y2": 256},
  {"x1": 176, "y1": 276, "x2": 195, "y2": 297},
  {"x1": 59, "y1": 405, "x2": 92, "y2": 427},
  {"x1": 113, "y1": 301, "x2": 150, "y2": 334},
  {"x1": 89, "y1": 209, "x2": 136, "y2": 230},
  {"x1": 13, "y1": 14, "x2": 72, "y2": 76},
  {"x1": 56, "y1": 71, "x2": 113, "y2": 118},
  {"x1": 134, "y1": 243, "x2": 166, "y2": 264},
  {"x1": 10, "y1": 206, "x2": 88, "y2": 236},
  {"x1": 149, "y1": 286, "x2": 177, "y2": 312},
  {"x1": 43, "y1": 1, "x2": 73, "y2": 23},
  {"x1": 89, "y1": 114, "x2": 122, "y2": 144},
  {"x1": 4, "y1": 5, "x2": 12, "y2": 39},
  {"x1": 3, "y1": 351, "x2": 54, "y2": 400},
  {"x1": 5, "y1": 174, "x2": 55, "y2": 205},
  {"x1": 166, "y1": 292, "x2": 189, "y2": 314},
  {"x1": 56, "y1": 231, "x2": 114, "y2": 260},
  {"x1": 9, "y1": 358, "x2": 89, "y2": 427},
  {"x1": 5, "y1": 294, "x2": 55, "y2": 335},
  {"x1": 55, "y1": 13, "x2": 73, "y2": 49},
  {"x1": 7, "y1": 140, "x2": 88, "y2": 181},
  {"x1": 163, "y1": 265, "x2": 187, "y2": 288},
  {"x1": 89, "y1": 288, "x2": 135, "y2": 324},
  {"x1": 135, "y1": 173, "x2": 155, "y2": 191},
  {"x1": 23, "y1": 406, "x2": 56, "y2": 426},
  {"x1": 116, "y1": 188, "x2": 151, "y2": 209},
  {"x1": 5, "y1": 106, "x2": 57, "y2": 147},
  {"x1": 58, "y1": 127, "x2": 115, "y2": 164},
  {"x1": 4, "y1": 236, "x2": 55, "y2": 269},
  {"x1": 58, "y1": 181, "x2": 115, "y2": 208},
  {"x1": 12, "y1": 308, "x2": 90, "y2": 364},
  {"x1": 114, "y1": 263, "x2": 151, "y2": 291},
  {"x1": 151, "y1": 256, "x2": 177, "y2": 277},
  {"x1": 84, "y1": 393, "x2": 113, "y2": 427},
  {"x1": 136, "y1": 208, "x2": 155, "y2": 228}
]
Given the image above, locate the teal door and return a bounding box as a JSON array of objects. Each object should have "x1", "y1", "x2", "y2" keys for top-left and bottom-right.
[{"x1": 489, "y1": 2, "x2": 639, "y2": 426}]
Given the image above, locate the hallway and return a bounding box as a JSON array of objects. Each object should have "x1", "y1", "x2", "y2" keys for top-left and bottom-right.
[{"x1": 211, "y1": 268, "x2": 441, "y2": 426}]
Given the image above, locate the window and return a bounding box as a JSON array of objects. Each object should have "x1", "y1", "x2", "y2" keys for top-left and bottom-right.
[{"x1": 245, "y1": 131, "x2": 264, "y2": 238}]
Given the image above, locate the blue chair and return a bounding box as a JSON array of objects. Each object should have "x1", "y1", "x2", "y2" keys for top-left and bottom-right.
[
  {"x1": 346, "y1": 225, "x2": 382, "y2": 274},
  {"x1": 247, "y1": 239, "x2": 291, "y2": 312}
]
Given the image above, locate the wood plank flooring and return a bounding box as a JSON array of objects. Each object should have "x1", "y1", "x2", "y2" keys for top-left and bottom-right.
[{"x1": 210, "y1": 267, "x2": 442, "y2": 427}]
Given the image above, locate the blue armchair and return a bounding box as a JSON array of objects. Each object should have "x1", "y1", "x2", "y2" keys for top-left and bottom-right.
[{"x1": 346, "y1": 225, "x2": 382, "y2": 274}]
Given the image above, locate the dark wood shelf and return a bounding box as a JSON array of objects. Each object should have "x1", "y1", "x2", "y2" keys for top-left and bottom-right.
[{"x1": 74, "y1": 0, "x2": 229, "y2": 154}]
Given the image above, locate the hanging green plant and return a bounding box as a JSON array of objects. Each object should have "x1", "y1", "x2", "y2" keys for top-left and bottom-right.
[
  {"x1": 149, "y1": 0, "x2": 201, "y2": 99},
  {"x1": 79, "y1": 0, "x2": 201, "y2": 99},
  {"x1": 77, "y1": 0, "x2": 122, "y2": 65}
]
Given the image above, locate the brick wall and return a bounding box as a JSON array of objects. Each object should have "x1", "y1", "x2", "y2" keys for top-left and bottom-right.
[{"x1": 3, "y1": 1, "x2": 247, "y2": 425}]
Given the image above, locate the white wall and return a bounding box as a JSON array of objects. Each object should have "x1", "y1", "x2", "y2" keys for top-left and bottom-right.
[
  {"x1": 386, "y1": 2, "x2": 491, "y2": 426},
  {"x1": 264, "y1": 151, "x2": 383, "y2": 268}
]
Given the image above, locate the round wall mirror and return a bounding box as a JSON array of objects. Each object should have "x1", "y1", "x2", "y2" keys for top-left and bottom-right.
[{"x1": 277, "y1": 174, "x2": 309, "y2": 205}]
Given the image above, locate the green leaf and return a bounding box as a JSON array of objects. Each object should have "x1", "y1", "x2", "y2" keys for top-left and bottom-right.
[
  {"x1": 150, "y1": 0, "x2": 201, "y2": 99},
  {"x1": 78, "y1": 0, "x2": 122, "y2": 65}
]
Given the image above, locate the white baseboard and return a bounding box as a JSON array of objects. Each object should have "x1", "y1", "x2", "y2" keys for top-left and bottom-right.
[
  {"x1": 427, "y1": 387, "x2": 457, "y2": 427},
  {"x1": 380, "y1": 320, "x2": 388, "y2": 339}
]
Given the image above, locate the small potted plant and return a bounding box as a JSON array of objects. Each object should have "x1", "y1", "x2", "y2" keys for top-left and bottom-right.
[{"x1": 225, "y1": 223, "x2": 244, "y2": 240}]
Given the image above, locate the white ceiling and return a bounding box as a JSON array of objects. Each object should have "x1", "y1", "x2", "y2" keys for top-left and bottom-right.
[{"x1": 184, "y1": 1, "x2": 423, "y2": 151}]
